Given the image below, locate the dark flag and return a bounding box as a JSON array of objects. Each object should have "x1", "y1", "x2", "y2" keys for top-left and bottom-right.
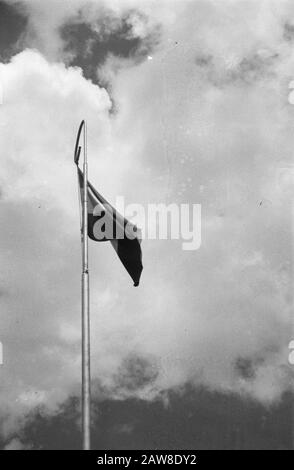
[{"x1": 77, "y1": 169, "x2": 143, "y2": 286}]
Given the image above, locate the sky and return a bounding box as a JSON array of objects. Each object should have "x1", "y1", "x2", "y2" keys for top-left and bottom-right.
[{"x1": 0, "y1": 0, "x2": 293, "y2": 449}]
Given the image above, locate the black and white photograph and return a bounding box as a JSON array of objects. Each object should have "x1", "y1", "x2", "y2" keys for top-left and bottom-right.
[{"x1": 0, "y1": 0, "x2": 293, "y2": 455}]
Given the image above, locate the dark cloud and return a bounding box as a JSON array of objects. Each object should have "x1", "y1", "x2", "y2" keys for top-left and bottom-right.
[
  {"x1": 61, "y1": 12, "x2": 160, "y2": 87},
  {"x1": 114, "y1": 354, "x2": 159, "y2": 393},
  {"x1": 234, "y1": 357, "x2": 262, "y2": 380},
  {"x1": 9, "y1": 388, "x2": 293, "y2": 450},
  {"x1": 0, "y1": 1, "x2": 28, "y2": 61},
  {"x1": 235, "y1": 347, "x2": 280, "y2": 381},
  {"x1": 283, "y1": 22, "x2": 294, "y2": 42},
  {"x1": 0, "y1": 3, "x2": 160, "y2": 91},
  {"x1": 195, "y1": 51, "x2": 279, "y2": 87},
  {"x1": 234, "y1": 53, "x2": 279, "y2": 82},
  {"x1": 195, "y1": 54, "x2": 213, "y2": 68},
  {"x1": 235, "y1": 357, "x2": 256, "y2": 380}
]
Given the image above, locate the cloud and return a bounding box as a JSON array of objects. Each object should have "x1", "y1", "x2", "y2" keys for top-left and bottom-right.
[
  {"x1": 60, "y1": 12, "x2": 160, "y2": 87},
  {"x1": 195, "y1": 50, "x2": 280, "y2": 87},
  {"x1": 3, "y1": 0, "x2": 166, "y2": 62},
  {"x1": 4, "y1": 437, "x2": 30, "y2": 450},
  {"x1": 7, "y1": 389, "x2": 293, "y2": 449},
  {"x1": 0, "y1": 1, "x2": 28, "y2": 61},
  {"x1": 0, "y1": 0, "x2": 293, "y2": 443}
]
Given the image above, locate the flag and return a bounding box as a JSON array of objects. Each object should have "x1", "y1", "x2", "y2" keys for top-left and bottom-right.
[{"x1": 78, "y1": 169, "x2": 143, "y2": 286}]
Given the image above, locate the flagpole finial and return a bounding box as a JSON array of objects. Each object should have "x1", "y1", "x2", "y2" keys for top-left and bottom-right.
[{"x1": 74, "y1": 120, "x2": 85, "y2": 166}]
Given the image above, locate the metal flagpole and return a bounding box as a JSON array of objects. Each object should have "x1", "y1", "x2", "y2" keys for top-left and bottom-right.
[{"x1": 81, "y1": 120, "x2": 91, "y2": 450}]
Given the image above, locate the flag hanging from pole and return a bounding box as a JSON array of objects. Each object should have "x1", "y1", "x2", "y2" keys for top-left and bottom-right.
[{"x1": 77, "y1": 168, "x2": 143, "y2": 286}]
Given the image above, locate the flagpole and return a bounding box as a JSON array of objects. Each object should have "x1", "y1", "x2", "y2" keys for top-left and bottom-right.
[{"x1": 81, "y1": 120, "x2": 91, "y2": 450}]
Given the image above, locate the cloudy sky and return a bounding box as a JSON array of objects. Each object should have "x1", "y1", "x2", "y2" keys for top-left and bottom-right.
[{"x1": 0, "y1": 0, "x2": 293, "y2": 450}]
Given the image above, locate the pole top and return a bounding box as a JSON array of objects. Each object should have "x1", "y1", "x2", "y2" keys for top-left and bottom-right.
[{"x1": 74, "y1": 120, "x2": 85, "y2": 166}]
